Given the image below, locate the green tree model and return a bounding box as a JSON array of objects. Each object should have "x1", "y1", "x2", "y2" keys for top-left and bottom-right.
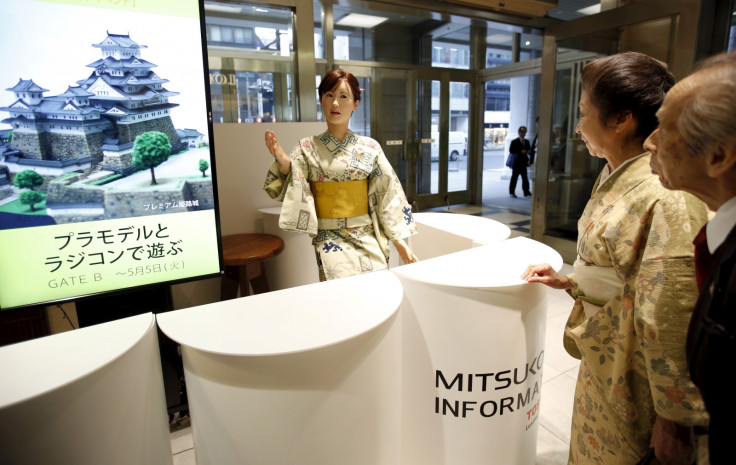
[
  {"x1": 19, "y1": 190, "x2": 46, "y2": 212},
  {"x1": 199, "y1": 159, "x2": 209, "y2": 177},
  {"x1": 132, "y1": 131, "x2": 172, "y2": 185},
  {"x1": 13, "y1": 169, "x2": 44, "y2": 190}
]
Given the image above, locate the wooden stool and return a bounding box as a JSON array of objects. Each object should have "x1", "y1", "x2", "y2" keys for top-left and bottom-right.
[{"x1": 220, "y1": 233, "x2": 285, "y2": 300}]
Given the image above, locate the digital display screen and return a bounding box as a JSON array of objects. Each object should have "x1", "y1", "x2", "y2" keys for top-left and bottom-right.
[{"x1": 0, "y1": 0, "x2": 222, "y2": 310}]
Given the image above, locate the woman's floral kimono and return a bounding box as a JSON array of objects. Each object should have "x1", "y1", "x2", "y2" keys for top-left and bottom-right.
[
  {"x1": 564, "y1": 154, "x2": 710, "y2": 464},
  {"x1": 264, "y1": 129, "x2": 416, "y2": 281}
]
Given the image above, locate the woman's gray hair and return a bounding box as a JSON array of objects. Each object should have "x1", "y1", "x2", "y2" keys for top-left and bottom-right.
[{"x1": 678, "y1": 53, "x2": 736, "y2": 157}]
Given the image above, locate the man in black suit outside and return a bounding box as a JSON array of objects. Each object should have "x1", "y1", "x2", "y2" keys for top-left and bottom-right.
[
  {"x1": 644, "y1": 51, "x2": 736, "y2": 465},
  {"x1": 508, "y1": 126, "x2": 533, "y2": 198}
]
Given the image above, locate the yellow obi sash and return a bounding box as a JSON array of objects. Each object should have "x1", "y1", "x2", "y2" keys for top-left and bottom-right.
[{"x1": 311, "y1": 180, "x2": 368, "y2": 219}]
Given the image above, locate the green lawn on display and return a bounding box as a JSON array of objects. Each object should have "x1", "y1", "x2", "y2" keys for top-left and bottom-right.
[{"x1": 0, "y1": 198, "x2": 48, "y2": 215}]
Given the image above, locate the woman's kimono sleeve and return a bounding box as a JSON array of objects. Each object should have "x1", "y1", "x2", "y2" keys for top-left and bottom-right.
[
  {"x1": 368, "y1": 144, "x2": 417, "y2": 243},
  {"x1": 628, "y1": 193, "x2": 710, "y2": 426},
  {"x1": 562, "y1": 272, "x2": 583, "y2": 360},
  {"x1": 263, "y1": 161, "x2": 289, "y2": 201},
  {"x1": 262, "y1": 141, "x2": 318, "y2": 236}
]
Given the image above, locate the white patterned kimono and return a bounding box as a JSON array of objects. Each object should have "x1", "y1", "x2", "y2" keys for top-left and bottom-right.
[
  {"x1": 264, "y1": 130, "x2": 416, "y2": 281},
  {"x1": 564, "y1": 154, "x2": 710, "y2": 464}
]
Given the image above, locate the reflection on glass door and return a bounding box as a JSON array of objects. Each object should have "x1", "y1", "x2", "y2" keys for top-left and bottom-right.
[
  {"x1": 208, "y1": 65, "x2": 294, "y2": 123},
  {"x1": 538, "y1": 11, "x2": 683, "y2": 259},
  {"x1": 376, "y1": 69, "x2": 412, "y2": 195},
  {"x1": 448, "y1": 81, "x2": 470, "y2": 193},
  {"x1": 349, "y1": 77, "x2": 370, "y2": 137},
  {"x1": 204, "y1": 1, "x2": 296, "y2": 123},
  {"x1": 545, "y1": 54, "x2": 605, "y2": 240},
  {"x1": 416, "y1": 79, "x2": 438, "y2": 195}
]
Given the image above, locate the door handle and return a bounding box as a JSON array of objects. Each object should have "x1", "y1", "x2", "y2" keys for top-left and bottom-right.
[
  {"x1": 385, "y1": 139, "x2": 409, "y2": 161},
  {"x1": 406, "y1": 139, "x2": 418, "y2": 161},
  {"x1": 408, "y1": 138, "x2": 428, "y2": 161},
  {"x1": 416, "y1": 138, "x2": 433, "y2": 161}
]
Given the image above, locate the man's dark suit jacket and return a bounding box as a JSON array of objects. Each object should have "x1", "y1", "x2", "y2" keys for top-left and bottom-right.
[
  {"x1": 687, "y1": 223, "x2": 736, "y2": 464},
  {"x1": 509, "y1": 138, "x2": 531, "y2": 168}
]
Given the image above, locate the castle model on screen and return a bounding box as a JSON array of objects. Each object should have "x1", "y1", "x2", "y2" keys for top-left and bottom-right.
[{"x1": 0, "y1": 32, "x2": 212, "y2": 228}]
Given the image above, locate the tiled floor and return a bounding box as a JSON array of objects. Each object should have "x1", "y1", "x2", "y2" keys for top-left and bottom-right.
[
  {"x1": 170, "y1": 204, "x2": 579, "y2": 465},
  {"x1": 171, "y1": 421, "x2": 196, "y2": 465}
]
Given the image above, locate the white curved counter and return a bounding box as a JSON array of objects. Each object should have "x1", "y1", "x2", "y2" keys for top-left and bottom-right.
[
  {"x1": 410, "y1": 212, "x2": 511, "y2": 260},
  {"x1": 157, "y1": 212, "x2": 560, "y2": 465},
  {"x1": 260, "y1": 208, "x2": 512, "y2": 289},
  {"x1": 157, "y1": 270, "x2": 404, "y2": 465},
  {"x1": 392, "y1": 237, "x2": 562, "y2": 465},
  {"x1": 0, "y1": 313, "x2": 172, "y2": 465}
]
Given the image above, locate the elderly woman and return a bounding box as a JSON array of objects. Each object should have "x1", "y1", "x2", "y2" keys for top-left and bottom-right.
[
  {"x1": 522, "y1": 52, "x2": 709, "y2": 464},
  {"x1": 263, "y1": 69, "x2": 417, "y2": 281}
]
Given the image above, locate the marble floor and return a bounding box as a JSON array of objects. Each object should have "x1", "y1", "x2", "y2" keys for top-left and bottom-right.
[{"x1": 170, "y1": 204, "x2": 579, "y2": 464}]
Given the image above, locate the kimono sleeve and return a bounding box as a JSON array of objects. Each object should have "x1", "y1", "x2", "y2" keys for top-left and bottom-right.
[
  {"x1": 262, "y1": 140, "x2": 319, "y2": 236},
  {"x1": 368, "y1": 145, "x2": 417, "y2": 242},
  {"x1": 263, "y1": 160, "x2": 290, "y2": 201},
  {"x1": 562, "y1": 272, "x2": 584, "y2": 359},
  {"x1": 628, "y1": 192, "x2": 709, "y2": 426}
]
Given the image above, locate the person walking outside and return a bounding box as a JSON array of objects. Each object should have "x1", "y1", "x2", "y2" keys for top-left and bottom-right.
[{"x1": 508, "y1": 125, "x2": 532, "y2": 198}]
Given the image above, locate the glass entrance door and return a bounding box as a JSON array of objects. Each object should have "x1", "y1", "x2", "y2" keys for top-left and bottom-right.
[
  {"x1": 413, "y1": 72, "x2": 473, "y2": 210},
  {"x1": 374, "y1": 68, "x2": 474, "y2": 210}
]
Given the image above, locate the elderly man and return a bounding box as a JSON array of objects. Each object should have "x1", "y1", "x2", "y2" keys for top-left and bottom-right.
[{"x1": 644, "y1": 51, "x2": 736, "y2": 465}]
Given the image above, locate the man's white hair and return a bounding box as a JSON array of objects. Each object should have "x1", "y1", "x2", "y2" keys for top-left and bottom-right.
[{"x1": 677, "y1": 52, "x2": 736, "y2": 158}]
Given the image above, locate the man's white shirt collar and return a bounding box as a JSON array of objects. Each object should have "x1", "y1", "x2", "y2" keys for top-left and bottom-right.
[{"x1": 707, "y1": 195, "x2": 736, "y2": 253}]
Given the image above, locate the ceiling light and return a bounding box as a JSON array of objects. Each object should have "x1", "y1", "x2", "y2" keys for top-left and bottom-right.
[
  {"x1": 486, "y1": 33, "x2": 512, "y2": 44},
  {"x1": 336, "y1": 13, "x2": 389, "y2": 29},
  {"x1": 577, "y1": 4, "x2": 601, "y2": 15},
  {"x1": 204, "y1": 4, "x2": 242, "y2": 14}
]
